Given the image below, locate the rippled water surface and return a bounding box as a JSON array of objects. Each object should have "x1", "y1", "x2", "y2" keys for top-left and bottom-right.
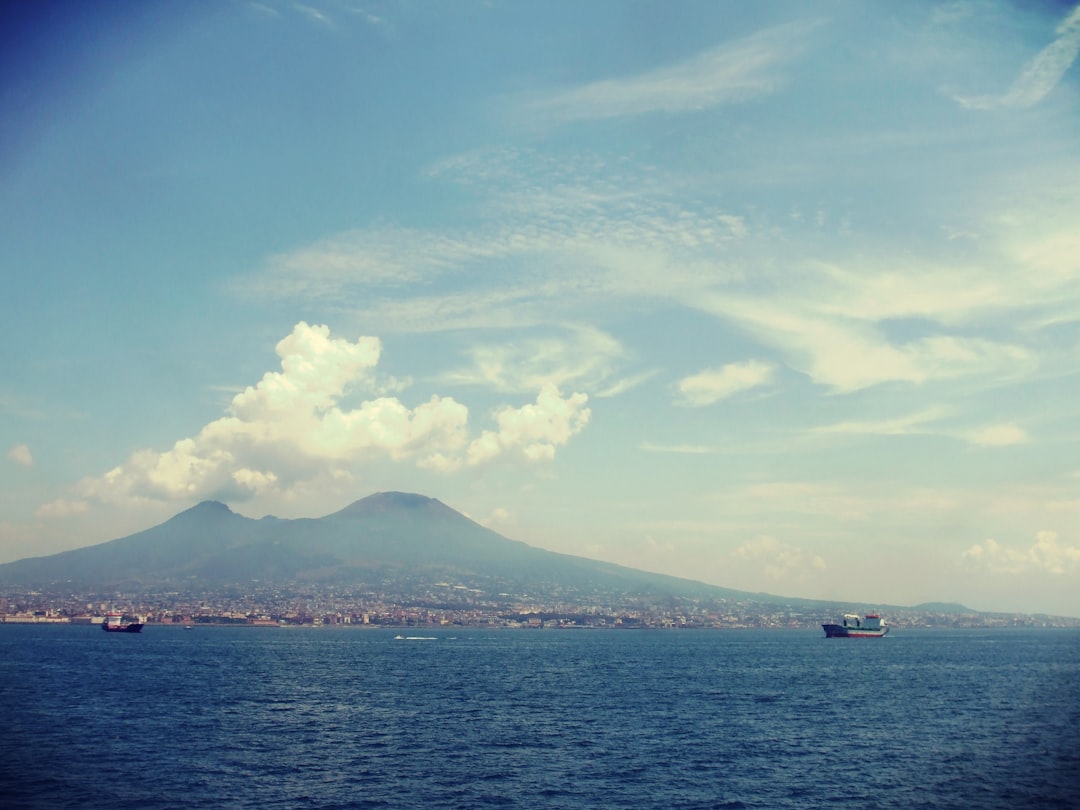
[{"x1": 2, "y1": 625, "x2": 1077, "y2": 809}]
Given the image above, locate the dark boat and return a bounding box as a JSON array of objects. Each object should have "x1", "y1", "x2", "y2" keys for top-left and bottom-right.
[
  {"x1": 101, "y1": 613, "x2": 144, "y2": 633},
  {"x1": 822, "y1": 613, "x2": 888, "y2": 638}
]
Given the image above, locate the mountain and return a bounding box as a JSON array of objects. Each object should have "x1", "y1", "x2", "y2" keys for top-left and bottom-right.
[{"x1": 0, "y1": 492, "x2": 755, "y2": 602}]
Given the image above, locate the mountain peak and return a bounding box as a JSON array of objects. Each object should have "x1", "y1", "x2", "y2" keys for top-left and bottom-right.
[
  {"x1": 191, "y1": 500, "x2": 235, "y2": 514},
  {"x1": 163, "y1": 500, "x2": 238, "y2": 525},
  {"x1": 369, "y1": 491, "x2": 437, "y2": 506},
  {"x1": 331, "y1": 491, "x2": 444, "y2": 516}
]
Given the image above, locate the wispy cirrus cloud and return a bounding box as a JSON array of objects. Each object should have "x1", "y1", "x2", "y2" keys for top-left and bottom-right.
[
  {"x1": 244, "y1": 226, "x2": 522, "y2": 300},
  {"x1": 967, "y1": 424, "x2": 1028, "y2": 447},
  {"x1": 694, "y1": 292, "x2": 1036, "y2": 393},
  {"x1": 295, "y1": 3, "x2": 334, "y2": 28},
  {"x1": 811, "y1": 407, "x2": 950, "y2": 439},
  {"x1": 239, "y1": 208, "x2": 1058, "y2": 399},
  {"x1": 812, "y1": 410, "x2": 1029, "y2": 448},
  {"x1": 442, "y1": 325, "x2": 625, "y2": 394},
  {"x1": 233, "y1": 152, "x2": 748, "y2": 334},
  {"x1": 595, "y1": 370, "x2": 658, "y2": 399},
  {"x1": 675, "y1": 360, "x2": 775, "y2": 406},
  {"x1": 954, "y1": 4, "x2": 1080, "y2": 110},
  {"x1": 639, "y1": 442, "x2": 715, "y2": 455},
  {"x1": 520, "y1": 20, "x2": 820, "y2": 125},
  {"x1": 234, "y1": 139, "x2": 1077, "y2": 401}
]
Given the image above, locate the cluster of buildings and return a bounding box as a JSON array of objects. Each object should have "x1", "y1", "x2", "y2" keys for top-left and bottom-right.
[{"x1": 2, "y1": 581, "x2": 1076, "y2": 629}]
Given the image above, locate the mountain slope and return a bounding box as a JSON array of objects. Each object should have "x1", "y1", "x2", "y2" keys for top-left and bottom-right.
[
  {"x1": 0, "y1": 492, "x2": 749, "y2": 600},
  {"x1": 0, "y1": 501, "x2": 264, "y2": 585}
]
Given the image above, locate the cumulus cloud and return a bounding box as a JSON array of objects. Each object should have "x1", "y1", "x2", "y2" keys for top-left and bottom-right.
[
  {"x1": 7, "y1": 444, "x2": 32, "y2": 466},
  {"x1": 1031, "y1": 530, "x2": 1080, "y2": 574},
  {"x1": 675, "y1": 360, "x2": 774, "y2": 406},
  {"x1": 954, "y1": 5, "x2": 1080, "y2": 110},
  {"x1": 482, "y1": 506, "x2": 515, "y2": 527},
  {"x1": 465, "y1": 383, "x2": 590, "y2": 468},
  {"x1": 733, "y1": 534, "x2": 827, "y2": 581},
  {"x1": 964, "y1": 530, "x2": 1080, "y2": 574},
  {"x1": 72, "y1": 323, "x2": 590, "y2": 508}
]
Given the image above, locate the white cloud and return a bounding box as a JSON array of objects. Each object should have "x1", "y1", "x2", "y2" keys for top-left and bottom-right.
[
  {"x1": 232, "y1": 468, "x2": 279, "y2": 494},
  {"x1": 445, "y1": 326, "x2": 624, "y2": 394},
  {"x1": 696, "y1": 279, "x2": 1038, "y2": 393},
  {"x1": 812, "y1": 407, "x2": 949, "y2": 438},
  {"x1": 7, "y1": 443, "x2": 32, "y2": 466},
  {"x1": 296, "y1": 3, "x2": 334, "y2": 27},
  {"x1": 465, "y1": 384, "x2": 590, "y2": 468},
  {"x1": 733, "y1": 534, "x2": 827, "y2": 582},
  {"x1": 964, "y1": 530, "x2": 1080, "y2": 574},
  {"x1": 675, "y1": 360, "x2": 775, "y2": 406},
  {"x1": 235, "y1": 158, "x2": 749, "y2": 334},
  {"x1": 245, "y1": 226, "x2": 517, "y2": 301},
  {"x1": 814, "y1": 412, "x2": 1030, "y2": 449},
  {"x1": 1011, "y1": 226, "x2": 1080, "y2": 283},
  {"x1": 968, "y1": 424, "x2": 1028, "y2": 447},
  {"x1": 595, "y1": 370, "x2": 658, "y2": 399},
  {"x1": 1031, "y1": 529, "x2": 1080, "y2": 574},
  {"x1": 521, "y1": 20, "x2": 818, "y2": 124},
  {"x1": 954, "y1": 5, "x2": 1080, "y2": 110},
  {"x1": 478, "y1": 506, "x2": 516, "y2": 533},
  {"x1": 639, "y1": 442, "x2": 714, "y2": 455},
  {"x1": 71, "y1": 323, "x2": 590, "y2": 508},
  {"x1": 234, "y1": 136, "x2": 1074, "y2": 402}
]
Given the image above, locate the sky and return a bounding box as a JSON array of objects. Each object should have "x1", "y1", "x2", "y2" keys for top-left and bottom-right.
[{"x1": 2, "y1": 0, "x2": 1079, "y2": 617}]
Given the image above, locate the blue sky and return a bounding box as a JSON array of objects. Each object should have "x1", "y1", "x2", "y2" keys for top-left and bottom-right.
[{"x1": 2, "y1": 0, "x2": 1079, "y2": 616}]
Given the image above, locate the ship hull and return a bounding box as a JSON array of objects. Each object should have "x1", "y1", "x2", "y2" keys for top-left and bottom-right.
[
  {"x1": 101, "y1": 623, "x2": 143, "y2": 633},
  {"x1": 822, "y1": 623, "x2": 887, "y2": 638}
]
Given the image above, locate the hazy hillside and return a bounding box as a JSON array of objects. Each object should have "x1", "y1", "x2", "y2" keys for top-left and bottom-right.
[{"x1": 0, "y1": 492, "x2": 756, "y2": 602}]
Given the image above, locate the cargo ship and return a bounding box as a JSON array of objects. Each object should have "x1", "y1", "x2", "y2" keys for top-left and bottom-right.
[
  {"x1": 822, "y1": 613, "x2": 888, "y2": 638},
  {"x1": 101, "y1": 613, "x2": 144, "y2": 633}
]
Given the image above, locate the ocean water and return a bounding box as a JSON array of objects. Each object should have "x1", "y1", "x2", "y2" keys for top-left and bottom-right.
[{"x1": 1, "y1": 625, "x2": 1077, "y2": 809}]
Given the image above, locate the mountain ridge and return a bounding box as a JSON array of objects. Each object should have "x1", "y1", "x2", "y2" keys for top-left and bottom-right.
[
  {"x1": 0, "y1": 492, "x2": 756, "y2": 600},
  {"x1": 0, "y1": 491, "x2": 981, "y2": 616}
]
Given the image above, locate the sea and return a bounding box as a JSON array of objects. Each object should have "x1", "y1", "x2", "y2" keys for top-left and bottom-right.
[{"x1": 1, "y1": 625, "x2": 1077, "y2": 810}]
